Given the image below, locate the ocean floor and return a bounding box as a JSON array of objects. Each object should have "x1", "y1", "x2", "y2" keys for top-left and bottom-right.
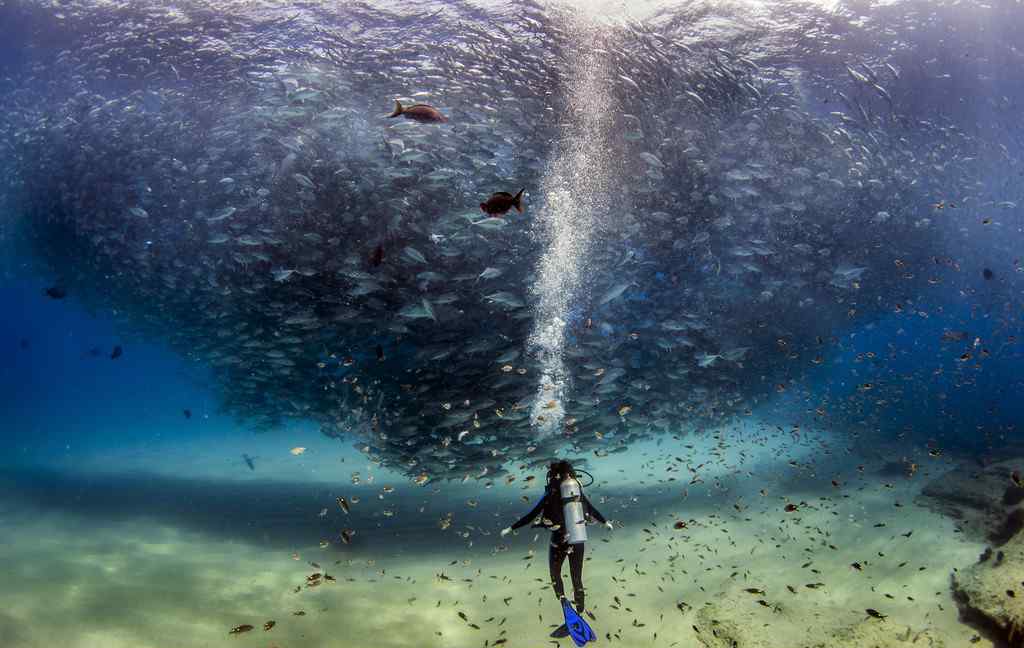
[{"x1": 0, "y1": 418, "x2": 995, "y2": 648}]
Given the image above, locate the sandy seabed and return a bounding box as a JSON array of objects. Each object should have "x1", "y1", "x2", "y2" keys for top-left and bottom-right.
[{"x1": 0, "y1": 422, "x2": 994, "y2": 648}]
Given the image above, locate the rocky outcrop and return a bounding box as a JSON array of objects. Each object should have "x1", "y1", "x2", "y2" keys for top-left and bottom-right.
[
  {"x1": 916, "y1": 459, "x2": 1024, "y2": 543},
  {"x1": 917, "y1": 458, "x2": 1024, "y2": 644},
  {"x1": 953, "y1": 529, "x2": 1024, "y2": 647}
]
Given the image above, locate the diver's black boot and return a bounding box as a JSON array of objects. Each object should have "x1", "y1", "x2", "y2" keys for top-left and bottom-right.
[{"x1": 574, "y1": 590, "x2": 588, "y2": 619}]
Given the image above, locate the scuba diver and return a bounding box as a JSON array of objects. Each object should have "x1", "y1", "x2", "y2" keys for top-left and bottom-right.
[{"x1": 500, "y1": 460, "x2": 611, "y2": 643}]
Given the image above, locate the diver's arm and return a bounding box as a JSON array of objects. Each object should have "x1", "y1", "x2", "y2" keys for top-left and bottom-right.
[
  {"x1": 582, "y1": 495, "x2": 607, "y2": 524},
  {"x1": 510, "y1": 493, "x2": 548, "y2": 530}
]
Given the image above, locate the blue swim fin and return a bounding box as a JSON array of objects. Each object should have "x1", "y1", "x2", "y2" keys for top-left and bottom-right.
[{"x1": 561, "y1": 598, "x2": 596, "y2": 646}]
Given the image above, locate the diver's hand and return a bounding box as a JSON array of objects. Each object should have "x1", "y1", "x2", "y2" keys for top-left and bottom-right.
[
  {"x1": 604, "y1": 521, "x2": 614, "y2": 531},
  {"x1": 500, "y1": 527, "x2": 512, "y2": 537}
]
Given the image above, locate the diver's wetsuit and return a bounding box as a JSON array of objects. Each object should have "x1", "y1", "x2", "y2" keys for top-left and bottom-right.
[{"x1": 510, "y1": 486, "x2": 607, "y2": 611}]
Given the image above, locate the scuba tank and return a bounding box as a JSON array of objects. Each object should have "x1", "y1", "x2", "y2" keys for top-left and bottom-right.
[{"x1": 559, "y1": 475, "x2": 588, "y2": 544}]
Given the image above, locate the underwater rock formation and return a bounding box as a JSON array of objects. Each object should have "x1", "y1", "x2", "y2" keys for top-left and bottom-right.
[
  {"x1": 917, "y1": 459, "x2": 1024, "y2": 543},
  {"x1": 926, "y1": 458, "x2": 1024, "y2": 645},
  {"x1": 953, "y1": 527, "x2": 1024, "y2": 647}
]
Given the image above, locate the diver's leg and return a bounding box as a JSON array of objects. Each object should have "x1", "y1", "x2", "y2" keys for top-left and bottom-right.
[
  {"x1": 569, "y1": 542, "x2": 586, "y2": 611},
  {"x1": 548, "y1": 540, "x2": 572, "y2": 638},
  {"x1": 548, "y1": 539, "x2": 568, "y2": 600}
]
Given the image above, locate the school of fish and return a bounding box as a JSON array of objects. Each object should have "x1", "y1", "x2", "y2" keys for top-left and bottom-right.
[{"x1": 0, "y1": 0, "x2": 1017, "y2": 485}]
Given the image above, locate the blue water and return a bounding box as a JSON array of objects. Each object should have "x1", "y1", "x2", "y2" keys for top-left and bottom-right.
[{"x1": 1, "y1": 277, "x2": 221, "y2": 466}]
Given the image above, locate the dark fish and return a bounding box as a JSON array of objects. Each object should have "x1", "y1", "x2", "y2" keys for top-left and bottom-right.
[
  {"x1": 376, "y1": 344, "x2": 385, "y2": 361},
  {"x1": 19, "y1": 338, "x2": 29, "y2": 350},
  {"x1": 243, "y1": 454, "x2": 256, "y2": 471},
  {"x1": 87, "y1": 346, "x2": 101, "y2": 357},
  {"x1": 387, "y1": 100, "x2": 447, "y2": 123},
  {"x1": 340, "y1": 528, "x2": 355, "y2": 544},
  {"x1": 480, "y1": 189, "x2": 525, "y2": 216},
  {"x1": 1011, "y1": 470, "x2": 1022, "y2": 488},
  {"x1": 337, "y1": 496, "x2": 350, "y2": 514},
  {"x1": 784, "y1": 503, "x2": 798, "y2": 512},
  {"x1": 183, "y1": 409, "x2": 192, "y2": 419},
  {"x1": 865, "y1": 608, "x2": 887, "y2": 620},
  {"x1": 940, "y1": 330, "x2": 968, "y2": 343},
  {"x1": 983, "y1": 268, "x2": 994, "y2": 280},
  {"x1": 110, "y1": 345, "x2": 123, "y2": 360},
  {"x1": 263, "y1": 621, "x2": 276, "y2": 631},
  {"x1": 43, "y1": 285, "x2": 66, "y2": 299},
  {"x1": 371, "y1": 244, "x2": 384, "y2": 267},
  {"x1": 229, "y1": 624, "x2": 254, "y2": 634}
]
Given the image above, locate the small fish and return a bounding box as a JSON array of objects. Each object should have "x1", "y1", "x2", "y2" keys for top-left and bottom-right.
[
  {"x1": 472, "y1": 217, "x2": 507, "y2": 229},
  {"x1": 940, "y1": 330, "x2": 968, "y2": 343},
  {"x1": 598, "y1": 281, "x2": 633, "y2": 306},
  {"x1": 337, "y1": 497, "x2": 350, "y2": 514},
  {"x1": 371, "y1": 244, "x2": 384, "y2": 267},
  {"x1": 480, "y1": 189, "x2": 525, "y2": 216},
  {"x1": 477, "y1": 267, "x2": 503, "y2": 282},
  {"x1": 1011, "y1": 470, "x2": 1022, "y2": 488},
  {"x1": 229, "y1": 624, "x2": 254, "y2": 634},
  {"x1": 110, "y1": 345, "x2": 123, "y2": 360},
  {"x1": 340, "y1": 528, "x2": 355, "y2": 544},
  {"x1": 865, "y1": 608, "x2": 887, "y2": 620},
  {"x1": 784, "y1": 503, "x2": 798, "y2": 513},
  {"x1": 44, "y1": 285, "x2": 67, "y2": 299},
  {"x1": 183, "y1": 409, "x2": 192, "y2": 419},
  {"x1": 983, "y1": 268, "x2": 994, "y2": 280},
  {"x1": 387, "y1": 100, "x2": 447, "y2": 123},
  {"x1": 242, "y1": 454, "x2": 255, "y2": 471},
  {"x1": 207, "y1": 206, "x2": 236, "y2": 223},
  {"x1": 376, "y1": 344, "x2": 385, "y2": 361},
  {"x1": 263, "y1": 621, "x2": 276, "y2": 631},
  {"x1": 290, "y1": 446, "x2": 306, "y2": 456}
]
